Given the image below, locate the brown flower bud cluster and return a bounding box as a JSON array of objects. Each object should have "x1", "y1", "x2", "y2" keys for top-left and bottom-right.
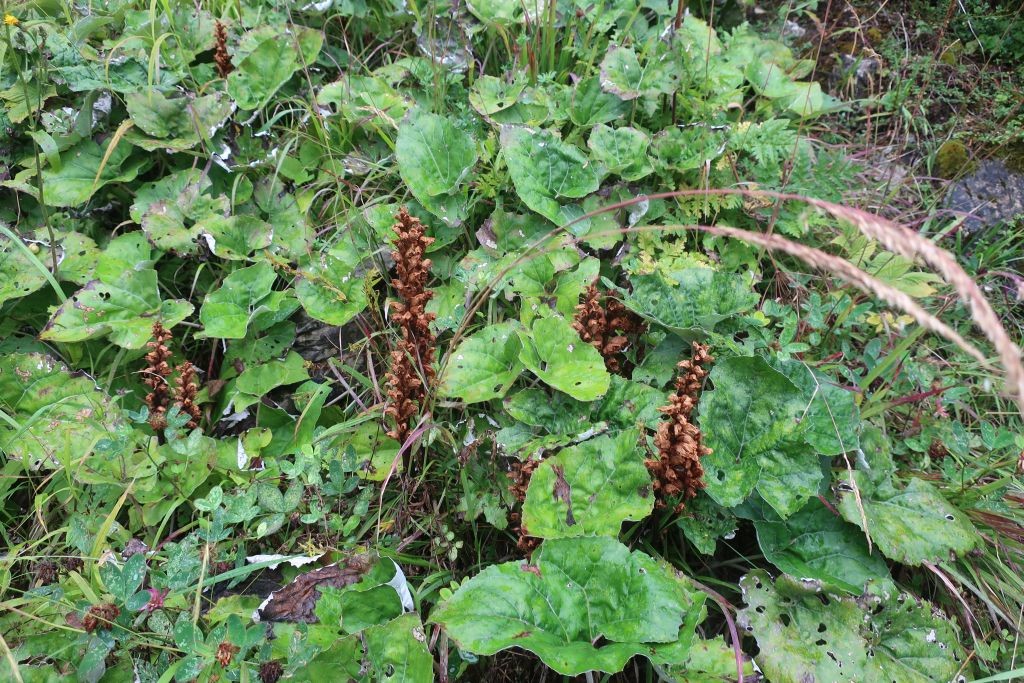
[
  {"x1": 214, "y1": 21, "x2": 232, "y2": 79},
  {"x1": 143, "y1": 322, "x2": 174, "y2": 432},
  {"x1": 573, "y1": 284, "x2": 647, "y2": 374},
  {"x1": 143, "y1": 322, "x2": 202, "y2": 436},
  {"x1": 384, "y1": 209, "x2": 437, "y2": 444},
  {"x1": 83, "y1": 603, "x2": 120, "y2": 633},
  {"x1": 507, "y1": 458, "x2": 542, "y2": 555},
  {"x1": 175, "y1": 361, "x2": 201, "y2": 429},
  {"x1": 646, "y1": 342, "x2": 714, "y2": 511},
  {"x1": 215, "y1": 641, "x2": 240, "y2": 667}
]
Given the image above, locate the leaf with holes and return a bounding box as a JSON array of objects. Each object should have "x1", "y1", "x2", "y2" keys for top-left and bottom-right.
[
  {"x1": 40, "y1": 269, "x2": 193, "y2": 348},
  {"x1": 500, "y1": 126, "x2": 600, "y2": 229},
  {"x1": 518, "y1": 313, "x2": 610, "y2": 402},
  {"x1": 430, "y1": 536, "x2": 703, "y2": 676},
  {"x1": 697, "y1": 356, "x2": 806, "y2": 508},
  {"x1": 836, "y1": 474, "x2": 980, "y2": 566},
  {"x1": 738, "y1": 570, "x2": 967, "y2": 683},
  {"x1": 440, "y1": 321, "x2": 524, "y2": 404},
  {"x1": 523, "y1": 429, "x2": 653, "y2": 538}
]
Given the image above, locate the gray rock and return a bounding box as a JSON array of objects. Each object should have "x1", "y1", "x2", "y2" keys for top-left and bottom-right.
[{"x1": 944, "y1": 159, "x2": 1024, "y2": 234}]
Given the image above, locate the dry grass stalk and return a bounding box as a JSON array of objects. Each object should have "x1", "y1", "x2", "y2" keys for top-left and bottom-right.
[
  {"x1": 811, "y1": 199, "x2": 1024, "y2": 419},
  {"x1": 647, "y1": 342, "x2": 714, "y2": 510},
  {"x1": 384, "y1": 209, "x2": 437, "y2": 444}
]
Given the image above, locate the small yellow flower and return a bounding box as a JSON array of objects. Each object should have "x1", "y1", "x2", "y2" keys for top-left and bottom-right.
[{"x1": 3, "y1": 13, "x2": 18, "y2": 26}]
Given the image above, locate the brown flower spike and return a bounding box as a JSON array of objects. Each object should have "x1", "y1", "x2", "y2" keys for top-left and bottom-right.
[
  {"x1": 174, "y1": 361, "x2": 202, "y2": 430},
  {"x1": 507, "y1": 458, "x2": 542, "y2": 555},
  {"x1": 384, "y1": 209, "x2": 436, "y2": 444},
  {"x1": 214, "y1": 21, "x2": 232, "y2": 78},
  {"x1": 646, "y1": 342, "x2": 714, "y2": 511},
  {"x1": 573, "y1": 284, "x2": 646, "y2": 374},
  {"x1": 143, "y1": 322, "x2": 173, "y2": 432}
]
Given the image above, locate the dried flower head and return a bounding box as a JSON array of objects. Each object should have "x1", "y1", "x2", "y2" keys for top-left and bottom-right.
[
  {"x1": 646, "y1": 342, "x2": 714, "y2": 511},
  {"x1": 259, "y1": 661, "x2": 285, "y2": 683},
  {"x1": 384, "y1": 209, "x2": 437, "y2": 444},
  {"x1": 573, "y1": 284, "x2": 646, "y2": 374},
  {"x1": 82, "y1": 603, "x2": 120, "y2": 633},
  {"x1": 143, "y1": 322, "x2": 173, "y2": 433},
  {"x1": 214, "y1": 21, "x2": 232, "y2": 78},
  {"x1": 174, "y1": 361, "x2": 202, "y2": 430},
  {"x1": 33, "y1": 561, "x2": 58, "y2": 587},
  {"x1": 508, "y1": 457, "x2": 542, "y2": 555},
  {"x1": 215, "y1": 641, "x2": 240, "y2": 667}
]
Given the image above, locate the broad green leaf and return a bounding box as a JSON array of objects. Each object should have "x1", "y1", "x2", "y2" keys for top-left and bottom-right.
[
  {"x1": 570, "y1": 76, "x2": 629, "y2": 127},
  {"x1": 523, "y1": 429, "x2": 653, "y2": 538},
  {"x1": 618, "y1": 269, "x2": 757, "y2": 334},
  {"x1": 652, "y1": 125, "x2": 730, "y2": 173},
  {"x1": 205, "y1": 215, "x2": 274, "y2": 260},
  {"x1": 294, "y1": 255, "x2": 369, "y2": 327},
  {"x1": 698, "y1": 356, "x2": 805, "y2": 507},
  {"x1": 599, "y1": 45, "x2": 675, "y2": 100},
  {"x1": 199, "y1": 263, "x2": 292, "y2": 339},
  {"x1": 125, "y1": 90, "x2": 232, "y2": 151},
  {"x1": 503, "y1": 387, "x2": 591, "y2": 435},
  {"x1": 837, "y1": 475, "x2": 980, "y2": 566},
  {"x1": 40, "y1": 269, "x2": 193, "y2": 348},
  {"x1": 754, "y1": 438, "x2": 823, "y2": 518},
  {"x1": 771, "y1": 359, "x2": 861, "y2": 455},
  {"x1": 587, "y1": 124, "x2": 653, "y2": 181},
  {"x1": 430, "y1": 536, "x2": 702, "y2": 676},
  {"x1": 591, "y1": 376, "x2": 667, "y2": 430},
  {"x1": 440, "y1": 321, "x2": 524, "y2": 404},
  {"x1": 500, "y1": 126, "x2": 600, "y2": 229},
  {"x1": 739, "y1": 570, "x2": 967, "y2": 683},
  {"x1": 518, "y1": 313, "x2": 610, "y2": 401},
  {"x1": 466, "y1": 0, "x2": 548, "y2": 24},
  {"x1": 342, "y1": 422, "x2": 401, "y2": 481},
  {"x1": 227, "y1": 26, "x2": 324, "y2": 110},
  {"x1": 0, "y1": 353, "x2": 127, "y2": 471},
  {"x1": 738, "y1": 497, "x2": 892, "y2": 594},
  {"x1": 40, "y1": 139, "x2": 146, "y2": 207},
  {"x1": 658, "y1": 637, "x2": 753, "y2": 682},
  {"x1": 396, "y1": 109, "x2": 476, "y2": 225},
  {"x1": 675, "y1": 493, "x2": 737, "y2": 556},
  {"x1": 235, "y1": 352, "x2": 309, "y2": 398},
  {"x1": 396, "y1": 109, "x2": 477, "y2": 197}
]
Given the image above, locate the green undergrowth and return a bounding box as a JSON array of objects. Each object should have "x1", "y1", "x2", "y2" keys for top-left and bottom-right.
[{"x1": 0, "y1": 0, "x2": 1022, "y2": 681}]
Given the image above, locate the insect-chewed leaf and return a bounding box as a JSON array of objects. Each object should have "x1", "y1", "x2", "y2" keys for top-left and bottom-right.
[{"x1": 441, "y1": 321, "x2": 524, "y2": 404}]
